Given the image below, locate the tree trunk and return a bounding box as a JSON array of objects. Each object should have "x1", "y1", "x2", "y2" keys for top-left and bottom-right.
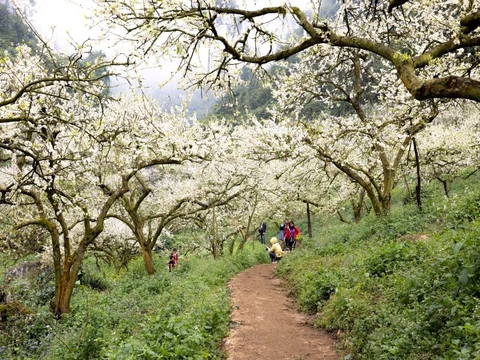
[
  {"x1": 135, "y1": 220, "x2": 156, "y2": 275},
  {"x1": 212, "y1": 207, "x2": 221, "y2": 259},
  {"x1": 436, "y1": 176, "x2": 450, "y2": 197},
  {"x1": 228, "y1": 237, "x2": 236, "y2": 255},
  {"x1": 48, "y1": 175, "x2": 130, "y2": 317},
  {"x1": 51, "y1": 245, "x2": 85, "y2": 317},
  {"x1": 306, "y1": 202, "x2": 312, "y2": 239},
  {"x1": 413, "y1": 138, "x2": 422, "y2": 210},
  {"x1": 332, "y1": 160, "x2": 385, "y2": 216},
  {"x1": 352, "y1": 189, "x2": 366, "y2": 223},
  {"x1": 237, "y1": 239, "x2": 246, "y2": 251},
  {"x1": 237, "y1": 228, "x2": 249, "y2": 251},
  {"x1": 337, "y1": 210, "x2": 352, "y2": 224},
  {"x1": 142, "y1": 247, "x2": 155, "y2": 275}
]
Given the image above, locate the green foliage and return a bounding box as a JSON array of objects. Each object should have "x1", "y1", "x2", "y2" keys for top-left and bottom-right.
[
  {"x1": 276, "y1": 177, "x2": 480, "y2": 359},
  {"x1": 211, "y1": 67, "x2": 273, "y2": 121},
  {"x1": 4, "y1": 263, "x2": 55, "y2": 308},
  {"x1": 0, "y1": 246, "x2": 265, "y2": 359},
  {"x1": 450, "y1": 188, "x2": 480, "y2": 224},
  {"x1": 362, "y1": 241, "x2": 425, "y2": 278},
  {"x1": 296, "y1": 269, "x2": 338, "y2": 314},
  {"x1": 79, "y1": 263, "x2": 109, "y2": 291},
  {"x1": 402, "y1": 183, "x2": 437, "y2": 206},
  {"x1": 0, "y1": 2, "x2": 38, "y2": 54},
  {"x1": 0, "y1": 301, "x2": 55, "y2": 359},
  {"x1": 2, "y1": 172, "x2": 480, "y2": 359}
]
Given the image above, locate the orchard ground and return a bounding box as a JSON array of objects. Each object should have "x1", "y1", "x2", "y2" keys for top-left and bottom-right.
[{"x1": 224, "y1": 263, "x2": 342, "y2": 359}]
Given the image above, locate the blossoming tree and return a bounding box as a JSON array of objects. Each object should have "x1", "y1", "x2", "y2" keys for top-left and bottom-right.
[{"x1": 95, "y1": 0, "x2": 480, "y2": 102}]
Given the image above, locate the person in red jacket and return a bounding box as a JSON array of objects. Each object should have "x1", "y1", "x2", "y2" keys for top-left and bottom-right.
[
  {"x1": 168, "y1": 248, "x2": 178, "y2": 272},
  {"x1": 284, "y1": 221, "x2": 300, "y2": 251}
]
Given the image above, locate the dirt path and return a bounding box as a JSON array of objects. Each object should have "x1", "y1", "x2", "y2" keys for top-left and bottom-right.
[{"x1": 224, "y1": 263, "x2": 342, "y2": 360}]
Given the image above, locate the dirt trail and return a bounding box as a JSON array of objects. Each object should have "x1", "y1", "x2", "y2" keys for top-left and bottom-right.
[{"x1": 224, "y1": 263, "x2": 342, "y2": 360}]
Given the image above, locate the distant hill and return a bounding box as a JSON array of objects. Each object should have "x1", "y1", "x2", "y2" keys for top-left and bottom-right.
[{"x1": 0, "y1": 0, "x2": 38, "y2": 53}]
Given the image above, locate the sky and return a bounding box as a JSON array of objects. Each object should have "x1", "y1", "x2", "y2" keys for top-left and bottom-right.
[
  {"x1": 28, "y1": 0, "x2": 194, "y2": 106},
  {"x1": 31, "y1": 0, "x2": 95, "y2": 52},
  {"x1": 29, "y1": 0, "x2": 317, "y2": 51},
  {"x1": 25, "y1": 0, "x2": 323, "y2": 108}
]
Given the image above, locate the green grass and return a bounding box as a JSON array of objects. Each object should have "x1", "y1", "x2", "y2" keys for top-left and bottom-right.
[
  {"x1": 0, "y1": 246, "x2": 267, "y2": 359},
  {"x1": 2, "y1": 173, "x2": 480, "y2": 359},
  {"x1": 275, "y1": 174, "x2": 480, "y2": 359}
]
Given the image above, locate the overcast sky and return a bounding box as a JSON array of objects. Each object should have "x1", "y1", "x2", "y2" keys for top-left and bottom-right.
[
  {"x1": 30, "y1": 0, "x2": 315, "y2": 50},
  {"x1": 27, "y1": 0, "x2": 318, "y2": 103},
  {"x1": 31, "y1": 0, "x2": 95, "y2": 52}
]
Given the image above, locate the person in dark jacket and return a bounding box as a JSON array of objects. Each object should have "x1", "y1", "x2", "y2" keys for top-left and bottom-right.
[
  {"x1": 278, "y1": 219, "x2": 287, "y2": 249},
  {"x1": 258, "y1": 221, "x2": 267, "y2": 244}
]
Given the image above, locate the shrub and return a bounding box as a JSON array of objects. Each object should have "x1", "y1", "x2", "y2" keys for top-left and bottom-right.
[
  {"x1": 0, "y1": 302, "x2": 55, "y2": 359},
  {"x1": 40, "y1": 244, "x2": 264, "y2": 359},
  {"x1": 451, "y1": 189, "x2": 480, "y2": 223},
  {"x1": 362, "y1": 241, "x2": 425, "y2": 278},
  {"x1": 296, "y1": 269, "x2": 337, "y2": 314},
  {"x1": 80, "y1": 271, "x2": 109, "y2": 291}
]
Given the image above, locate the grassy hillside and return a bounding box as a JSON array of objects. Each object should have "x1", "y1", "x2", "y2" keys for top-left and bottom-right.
[
  {"x1": 1, "y1": 173, "x2": 479, "y2": 359},
  {"x1": 276, "y1": 174, "x2": 480, "y2": 359},
  {"x1": 0, "y1": 247, "x2": 268, "y2": 359}
]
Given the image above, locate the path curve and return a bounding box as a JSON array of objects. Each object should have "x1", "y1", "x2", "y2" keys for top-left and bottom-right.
[{"x1": 224, "y1": 263, "x2": 342, "y2": 360}]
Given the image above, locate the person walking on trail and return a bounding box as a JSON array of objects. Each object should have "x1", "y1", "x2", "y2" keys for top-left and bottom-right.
[
  {"x1": 168, "y1": 248, "x2": 178, "y2": 272},
  {"x1": 266, "y1": 237, "x2": 283, "y2": 263},
  {"x1": 278, "y1": 219, "x2": 286, "y2": 247},
  {"x1": 258, "y1": 221, "x2": 267, "y2": 244},
  {"x1": 284, "y1": 221, "x2": 300, "y2": 251}
]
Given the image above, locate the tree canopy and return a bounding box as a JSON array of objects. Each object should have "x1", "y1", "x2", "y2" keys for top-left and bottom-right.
[
  {"x1": 96, "y1": 0, "x2": 480, "y2": 102},
  {"x1": 1, "y1": 0, "x2": 480, "y2": 320}
]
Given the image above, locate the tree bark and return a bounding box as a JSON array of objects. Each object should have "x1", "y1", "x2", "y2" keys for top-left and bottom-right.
[
  {"x1": 212, "y1": 207, "x2": 221, "y2": 260},
  {"x1": 436, "y1": 176, "x2": 450, "y2": 198},
  {"x1": 51, "y1": 240, "x2": 88, "y2": 317},
  {"x1": 352, "y1": 189, "x2": 366, "y2": 223},
  {"x1": 141, "y1": 247, "x2": 156, "y2": 275},
  {"x1": 136, "y1": 223, "x2": 156, "y2": 275},
  {"x1": 306, "y1": 202, "x2": 312, "y2": 239},
  {"x1": 412, "y1": 138, "x2": 422, "y2": 210},
  {"x1": 50, "y1": 176, "x2": 130, "y2": 316},
  {"x1": 228, "y1": 237, "x2": 236, "y2": 255}
]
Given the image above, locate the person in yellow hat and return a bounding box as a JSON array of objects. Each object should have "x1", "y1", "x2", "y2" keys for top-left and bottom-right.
[{"x1": 266, "y1": 237, "x2": 283, "y2": 263}]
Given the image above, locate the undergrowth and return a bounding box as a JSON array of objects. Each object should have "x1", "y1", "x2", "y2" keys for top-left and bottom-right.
[
  {"x1": 2, "y1": 174, "x2": 480, "y2": 359},
  {"x1": 276, "y1": 176, "x2": 480, "y2": 359},
  {"x1": 0, "y1": 246, "x2": 267, "y2": 359}
]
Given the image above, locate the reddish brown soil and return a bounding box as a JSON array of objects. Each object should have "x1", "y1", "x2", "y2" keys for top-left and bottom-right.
[{"x1": 224, "y1": 263, "x2": 343, "y2": 360}]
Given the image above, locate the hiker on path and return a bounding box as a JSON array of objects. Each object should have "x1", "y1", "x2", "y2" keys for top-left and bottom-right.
[
  {"x1": 284, "y1": 221, "x2": 300, "y2": 251},
  {"x1": 258, "y1": 221, "x2": 267, "y2": 244},
  {"x1": 266, "y1": 237, "x2": 283, "y2": 263}
]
